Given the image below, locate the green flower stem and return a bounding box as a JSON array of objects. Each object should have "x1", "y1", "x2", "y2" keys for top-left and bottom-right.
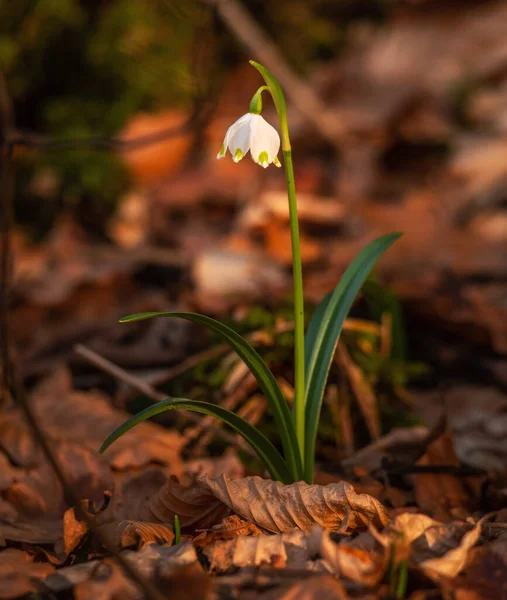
[
  {"x1": 282, "y1": 143, "x2": 305, "y2": 468},
  {"x1": 250, "y1": 60, "x2": 306, "y2": 476}
]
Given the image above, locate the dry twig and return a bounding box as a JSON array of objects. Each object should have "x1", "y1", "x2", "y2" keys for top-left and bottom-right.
[
  {"x1": 74, "y1": 343, "x2": 254, "y2": 456},
  {"x1": 204, "y1": 0, "x2": 344, "y2": 146},
  {"x1": 0, "y1": 71, "x2": 166, "y2": 600}
]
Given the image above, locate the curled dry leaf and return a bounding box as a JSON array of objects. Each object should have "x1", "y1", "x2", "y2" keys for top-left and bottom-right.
[
  {"x1": 309, "y1": 527, "x2": 386, "y2": 591},
  {"x1": 385, "y1": 512, "x2": 442, "y2": 548},
  {"x1": 96, "y1": 470, "x2": 230, "y2": 535},
  {"x1": 59, "y1": 505, "x2": 89, "y2": 559},
  {"x1": 201, "y1": 475, "x2": 389, "y2": 534},
  {"x1": 195, "y1": 515, "x2": 263, "y2": 548},
  {"x1": 418, "y1": 519, "x2": 483, "y2": 582},
  {"x1": 98, "y1": 520, "x2": 174, "y2": 551},
  {"x1": 0, "y1": 548, "x2": 54, "y2": 600},
  {"x1": 203, "y1": 529, "x2": 312, "y2": 572},
  {"x1": 383, "y1": 512, "x2": 485, "y2": 582},
  {"x1": 147, "y1": 476, "x2": 231, "y2": 531}
]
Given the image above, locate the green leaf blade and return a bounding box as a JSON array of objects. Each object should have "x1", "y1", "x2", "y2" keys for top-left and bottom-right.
[
  {"x1": 304, "y1": 233, "x2": 401, "y2": 482},
  {"x1": 119, "y1": 311, "x2": 303, "y2": 481},
  {"x1": 99, "y1": 398, "x2": 294, "y2": 484}
]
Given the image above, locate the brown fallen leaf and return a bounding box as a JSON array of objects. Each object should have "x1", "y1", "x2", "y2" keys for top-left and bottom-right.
[
  {"x1": 60, "y1": 504, "x2": 90, "y2": 558},
  {"x1": 200, "y1": 475, "x2": 389, "y2": 533},
  {"x1": 0, "y1": 498, "x2": 17, "y2": 527},
  {"x1": 309, "y1": 527, "x2": 386, "y2": 592},
  {"x1": 0, "y1": 520, "x2": 64, "y2": 546},
  {"x1": 0, "y1": 548, "x2": 54, "y2": 600},
  {"x1": 382, "y1": 512, "x2": 485, "y2": 583},
  {"x1": 120, "y1": 109, "x2": 193, "y2": 183},
  {"x1": 192, "y1": 249, "x2": 287, "y2": 306},
  {"x1": 411, "y1": 429, "x2": 481, "y2": 521},
  {"x1": 0, "y1": 368, "x2": 186, "y2": 544},
  {"x1": 31, "y1": 368, "x2": 184, "y2": 472},
  {"x1": 73, "y1": 559, "x2": 139, "y2": 600},
  {"x1": 452, "y1": 533, "x2": 507, "y2": 600},
  {"x1": 418, "y1": 519, "x2": 483, "y2": 582},
  {"x1": 336, "y1": 343, "x2": 381, "y2": 441},
  {"x1": 262, "y1": 574, "x2": 349, "y2": 600},
  {"x1": 385, "y1": 512, "x2": 442, "y2": 547},
  {"x1": 72, "y1": 543, "x2": 210, "y2": 600},
  {"x1": 46, "y1": 542, "x2": 200, "y2": 598},
  {"x1": 147, "y1": 475, "x2": 231, "y2": 531},
  {"x1": 341, "y1": 426, "x2": 430, "y2": 473},
  {"x1": 4, "y1": 443, "x2": 111, "y2": 519},
  {"x1": 445, "y1": 386, "x2": 507, "y2": 472},
  {"x1": 183, "y1": 449, "x2": 245, "y2": 482},
  {"x1": 41, "y1": 471, "x2": 177, "y2": 561},
  {"x1": 96, "y1": 471, "x2": 230, "y2": 535},
  {"x1": 203, "y1": 529, "x2": 312, "y2": 572},
  {"x1": 0, "y1": 454, "x2": 24, "y2": 491},
  {"x1": 98, "y1": 520, "x2": 174, "y2": 551},
  {"x1": 195, "y1": 515, "x2": 263, "y2": 548},
  {"x1": 152, "y1": 563, "x2": 214, "y2": 600}
]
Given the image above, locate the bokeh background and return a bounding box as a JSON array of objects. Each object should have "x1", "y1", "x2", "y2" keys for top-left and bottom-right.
[{"x1": 3, "y1": 0, "x2": 507, "y2": 458}]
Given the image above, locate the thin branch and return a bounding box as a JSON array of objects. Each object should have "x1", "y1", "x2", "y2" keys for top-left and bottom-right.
[
  {"x1": 376, "y1": 457, "x2": 486, "y2": 478},
  {"x1": 74, "y1": 343, "x2": 254, "y2": 455},
  {"x1": 0, "y1": 71, "x2": 14, "y2": 408},
  {"x1": 7, "y1": 356, "x2": 166, "y2": 600},
  {"x1": 204, "y1": 0, "x2": 344, "y2": 146},
  {"x1": 0, "y1": 70, "x2": 164, "y2": 600},
  {"x1": 9, "y1": 100, "x2": 211, "y2": 152}
]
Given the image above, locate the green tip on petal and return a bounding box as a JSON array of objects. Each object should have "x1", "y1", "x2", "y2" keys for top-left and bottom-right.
[
  {"x1": 273, "y1": 156, "x2": 281, "y2": 167},
  {"x1": 217, "y1": 144, "x2": 225, "y2": 159},
  {"x1": 258, "y1": 151, "x2": 269, "y2": 168},
  {"x1": 233, "y1": 148, "x2": 244, "y2": 163}
]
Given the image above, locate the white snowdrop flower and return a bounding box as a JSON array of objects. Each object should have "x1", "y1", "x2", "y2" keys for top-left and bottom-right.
[{"x1": 217, "y1": 113, "x2": 281, "y2": 168}]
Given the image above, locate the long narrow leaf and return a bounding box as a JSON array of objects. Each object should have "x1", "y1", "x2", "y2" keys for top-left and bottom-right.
[
  {"x1": 304, "y1": 292, "x2": 331, "y2": 372},
  {"x1": 119, "y1": 311, "x2": 303, "y2": 481},
  {"x1": 304, "y1": 233, "x2": 401, "y2": 482},
  {"x1": 99, "y1": 398, "x2": 294, "y2": 484}
]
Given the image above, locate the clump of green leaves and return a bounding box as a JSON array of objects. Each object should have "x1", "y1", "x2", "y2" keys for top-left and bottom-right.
[
  {"x1": 100, "y1": 236, "x2": 399, "y2": 484},
  {"x1": 99, "y1": 62, "x2": 400, "y2": 484}
]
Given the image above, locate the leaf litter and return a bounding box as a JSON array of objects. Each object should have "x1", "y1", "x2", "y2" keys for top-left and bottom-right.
[
  {"x1": 4, "y1": 1, "x2": 507, "y2": 598},
  {"x1": 5, "y1": 366, "x2": 503, "y2": 600}
]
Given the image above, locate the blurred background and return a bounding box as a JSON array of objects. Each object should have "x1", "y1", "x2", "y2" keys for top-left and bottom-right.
[{"x1": 3, "y1": 0, "x2": 507, "y2": 465}]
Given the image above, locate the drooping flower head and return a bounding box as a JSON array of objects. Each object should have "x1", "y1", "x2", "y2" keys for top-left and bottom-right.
[{"x1": 217, "y1": 88, "x2": 281, "y2": 168}]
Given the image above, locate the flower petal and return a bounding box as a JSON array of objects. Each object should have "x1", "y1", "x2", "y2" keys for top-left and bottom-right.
[
  {"x1": 217, "y1": 114, "x2": 251, "y2": 159},
  {"x1": 227, "y1": 114, "x2": 252, "y2": 159},
  {"x1": 249, "y1": 115, "x2": 280, "y2": 166}
]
